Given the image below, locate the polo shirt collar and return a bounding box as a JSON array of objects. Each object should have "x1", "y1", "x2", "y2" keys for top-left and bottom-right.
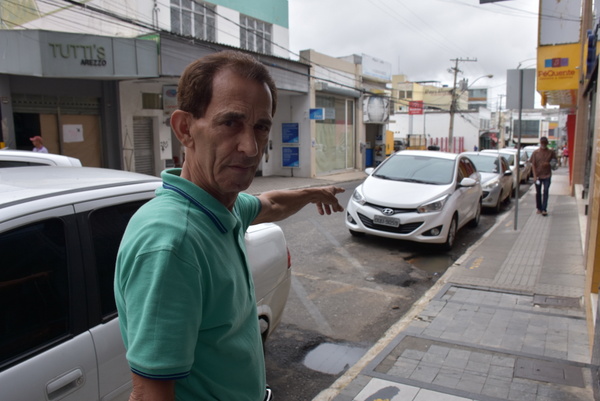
[{"x1": 160, "y1": 168, "x2": 241, "y2": 234}]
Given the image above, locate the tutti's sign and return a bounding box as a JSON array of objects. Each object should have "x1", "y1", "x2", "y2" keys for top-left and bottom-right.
[{"x1": 48, "y1": 43, "x2": 107, "y2": 67}]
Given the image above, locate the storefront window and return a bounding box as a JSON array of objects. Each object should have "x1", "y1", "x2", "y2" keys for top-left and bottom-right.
[{"x1": 315, "y1": 95, "x2": 355, "y2": 174}]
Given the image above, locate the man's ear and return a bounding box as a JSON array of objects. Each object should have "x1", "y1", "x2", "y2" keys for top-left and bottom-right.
[{"x1": 171, "y1": 110, "x2": 194, "y2": 148}]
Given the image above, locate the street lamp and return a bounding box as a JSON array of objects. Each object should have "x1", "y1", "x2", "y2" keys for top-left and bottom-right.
[{"x1": 448, "y1": 74, "x2": 493, "y2": 152}]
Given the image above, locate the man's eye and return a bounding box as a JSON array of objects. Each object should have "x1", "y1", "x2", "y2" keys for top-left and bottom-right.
[{"x1": 256, "y1": 124, "x2": 271, "y2": 132}]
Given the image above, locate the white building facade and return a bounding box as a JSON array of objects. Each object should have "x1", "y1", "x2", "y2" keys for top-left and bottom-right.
[{"x1": 0, "y1": 0, "x2": 321, "y2": 177}]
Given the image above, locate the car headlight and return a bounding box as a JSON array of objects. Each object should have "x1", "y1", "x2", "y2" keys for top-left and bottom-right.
[
  {"x1": 352, "y1": 187, "x2": 366, "y2": 205},
  {"x1": 417, "y1": 194, "x2": 448, "y2": 213},
  {"x1": 483, "y1": 178, "x2": 500, "y2": 190}
]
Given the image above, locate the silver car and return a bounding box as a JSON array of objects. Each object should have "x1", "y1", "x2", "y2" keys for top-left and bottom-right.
[
  {"x1": 0, "y1": 167, "x2": 290, "y2": 401},
  {"x1": 462, "y1": 152, "x2": 513, "y2": 212},
  {"x1": 345, "y1": 150, "x2": 482, "y2": 250}
]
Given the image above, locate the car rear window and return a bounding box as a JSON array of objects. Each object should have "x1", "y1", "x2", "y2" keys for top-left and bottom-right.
[
  {"x1": 88, "y1": 200, "x2": 147, "y2": 319},
  {"x1": 0, "y1": 219, "x2": 69, "y2": 366}
]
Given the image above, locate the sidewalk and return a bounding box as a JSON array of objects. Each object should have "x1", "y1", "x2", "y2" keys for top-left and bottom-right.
[{"x1": 310, "y1": 166, "x2": 594, "y2": 401}]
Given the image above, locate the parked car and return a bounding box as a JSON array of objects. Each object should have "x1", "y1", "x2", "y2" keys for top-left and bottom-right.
[
  {"x1": 345, "y1": 150, "x2": 482, "y2": 250},
  {"x1": 482, "y1": 149, "x2": 530, "y2": 189},
  {"x1": 462, "y1": 152, "x2": 513, "y2": 212},
  {"x1": 0, "y1": 166, "x2": 291, "y2": 401},
  {"x1": 501, "y1": 147, "x2": 532, "y2": 182},
  {"x1": 524, "y1": 145, "x2": 539, "y2": 160},
  {"x1": 0, "y1": 149, "x2": 82, "y2": 167}
]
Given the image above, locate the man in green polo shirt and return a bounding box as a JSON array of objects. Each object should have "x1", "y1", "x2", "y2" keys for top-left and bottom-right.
[{"x1": 114, "y1": 50, "x2": 345, "y2": 401}]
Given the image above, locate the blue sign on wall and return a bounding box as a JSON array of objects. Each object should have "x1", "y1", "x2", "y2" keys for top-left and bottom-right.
[
  {"x1": 309, "y1": 108, "x2": 325, "y2": 120},
  {"x1": 282, "y1": 123, "x2": 299, "y2": 143},
  {"x1": 282, "y1": 147, "x2": 299, "y2": 168}
]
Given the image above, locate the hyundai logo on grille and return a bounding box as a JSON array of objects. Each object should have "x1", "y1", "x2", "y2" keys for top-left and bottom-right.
[{"x1": 382, "y1": 208, "x2": 395, "y2": 216}]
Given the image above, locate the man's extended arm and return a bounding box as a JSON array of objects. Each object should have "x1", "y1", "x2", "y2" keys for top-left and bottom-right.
[{"x1": 253, "y1": 186, "x2": 345, "y2": 224}]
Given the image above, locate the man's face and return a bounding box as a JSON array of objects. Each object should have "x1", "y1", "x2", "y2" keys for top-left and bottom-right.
[
  {"x1": 184, "y1": 69, "x2": 273, "y2": 204},
  {"x1": 540, "y1": 139, "x2": 548, "y2": 149}
]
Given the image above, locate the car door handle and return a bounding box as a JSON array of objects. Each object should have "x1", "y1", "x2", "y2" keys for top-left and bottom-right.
[{"x1": 47, "y1": 368, "x2": 84, "y2": 398}]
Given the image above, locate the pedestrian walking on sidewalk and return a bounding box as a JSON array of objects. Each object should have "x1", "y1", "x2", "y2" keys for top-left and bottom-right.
[{"x1": 530, "y1": 136, "x2": 558, "y2": 216}]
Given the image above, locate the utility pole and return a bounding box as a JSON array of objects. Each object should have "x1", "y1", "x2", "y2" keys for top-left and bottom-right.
[
  {"x1": 498, "y1": 94, "x2": 505, "y2": 148},
  {"x1": 448, "y1": 57, "x2": 477, "y2": 152}
]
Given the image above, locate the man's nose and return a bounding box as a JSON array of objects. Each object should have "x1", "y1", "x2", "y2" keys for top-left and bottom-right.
[{"x1": 237, "y1": 126, "x2": 258, "y2": 157}]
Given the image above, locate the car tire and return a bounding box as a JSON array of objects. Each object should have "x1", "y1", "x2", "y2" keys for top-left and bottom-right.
[
  {"x1": 468, "y1": 200, "x2": 481, "y2": 228},
  {"x1": 494, "y1": 191, "x2": 503, "y2": 213},
  {"x1": 349, "y1": 229, "x2": 365, "y2": 237},
  {"x1": 441, "y1": 215, "x2": 458, "y2": 251}
]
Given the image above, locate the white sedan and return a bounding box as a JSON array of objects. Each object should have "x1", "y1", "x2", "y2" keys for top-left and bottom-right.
[
  {"x1": 345, "y1": 150, "x2": 482, "y2": 250},
  {"x1": 462, "y1": 152, "x2": 513, "y2": 212}
]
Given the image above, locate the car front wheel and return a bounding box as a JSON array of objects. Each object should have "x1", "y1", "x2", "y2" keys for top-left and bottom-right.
[
  {"x1": 441, "y1": 215, "x2": 458, "y2": 251},
  {"x1": 468, "y1": 200, "x2": 481, "y2": 227}
]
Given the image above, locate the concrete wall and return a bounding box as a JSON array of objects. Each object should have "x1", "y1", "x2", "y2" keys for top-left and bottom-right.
[{"x1": 389, "y1": 111, "x2": 481, "y2": 152}]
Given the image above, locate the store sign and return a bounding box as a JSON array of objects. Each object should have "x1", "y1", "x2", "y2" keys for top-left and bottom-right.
[
  {"x1": 537, "y1": 43, "x2": 580, "y2": 91},
  {"x1": 309, "y1": 108, "x2": 324, "y2": 120},
  {"x1": 282, "y1": 123, "x2": 299, "y2": 143},
  {"x1": 408, "y1": 101, "x2": 423, "y2": 115},
  {"x1": 282, "y1": 147, "x2": 299, "y2": 168},
  {"x1": 48, "y1": 43, "x2": 107, "y2": 66},
  {"x1": 162, "y1": 85, "x2": 178, "y2": 115}
]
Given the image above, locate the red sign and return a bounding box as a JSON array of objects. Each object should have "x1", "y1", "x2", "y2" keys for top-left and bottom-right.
[{"x1": 409, "y1": 100, "x2": 423, "y2": 115}]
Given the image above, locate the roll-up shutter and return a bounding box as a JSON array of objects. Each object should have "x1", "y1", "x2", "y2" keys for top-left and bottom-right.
[{"x1": 133, "y1": 117, "x2": 155, "y2": 175}]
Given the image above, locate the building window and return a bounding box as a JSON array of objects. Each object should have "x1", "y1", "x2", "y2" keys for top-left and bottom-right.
[
  {"x1": 398, "y1": 90, "x2": 413, "y2": 99},
  {"x1": 240, "y1": 14, "x2": 272, "y2": 54},
  {"x1": 142, "y1": 93, "x2": 162, "y2": 110},
  {"x1": 513, "y1": 120, "x2": 540, "y2": 139},
  {"x1": 170, "y1": 0, "x2": 216, "y2": 41}
]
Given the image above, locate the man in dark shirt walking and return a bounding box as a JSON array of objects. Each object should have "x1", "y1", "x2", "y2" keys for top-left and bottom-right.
[{"x1": 530, "y1": 137, "x2": 557, "y2": 216}]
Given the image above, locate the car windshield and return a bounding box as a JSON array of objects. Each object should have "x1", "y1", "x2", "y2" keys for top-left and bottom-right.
[
  {"x1": 467, "y1": 155, "x2": 502, "y2": 173},
  {"x1": 373, "y1": 154, "x2": 455, "y2": 185}
]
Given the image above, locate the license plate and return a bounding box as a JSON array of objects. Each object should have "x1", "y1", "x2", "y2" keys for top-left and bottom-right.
[{"x1": 374, "y1": 215, "x2": 400, "y2": 227}]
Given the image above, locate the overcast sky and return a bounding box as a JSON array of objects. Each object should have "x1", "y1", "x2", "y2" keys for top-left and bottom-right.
[{"x1": 287, "y1": 0, "x2": 540, "y2": 109}]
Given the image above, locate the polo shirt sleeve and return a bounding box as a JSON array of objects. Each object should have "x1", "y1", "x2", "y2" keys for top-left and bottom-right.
[
  {"x1": 120, "y1": 248, "x2": 203, "y2": 380},
  {"x1": 235, "y1": 193, "x2": 261, "y2": 230}
]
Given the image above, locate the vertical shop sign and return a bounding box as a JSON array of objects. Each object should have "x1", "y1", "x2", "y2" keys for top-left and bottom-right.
[
  {"x1": 282, "y1": 147, "x2": 299, "y2": 168},
  {"x1": 282, "y1": 123, "x2": 299, "y2": 143}
]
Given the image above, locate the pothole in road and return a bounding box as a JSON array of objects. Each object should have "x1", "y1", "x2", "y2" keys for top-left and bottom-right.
[
  {"x1": 406, "y1": 254, "x2": 454, "y2": 274},
  {"x1": 303, "y1": 342, "x2": 367, "y2": 374}
]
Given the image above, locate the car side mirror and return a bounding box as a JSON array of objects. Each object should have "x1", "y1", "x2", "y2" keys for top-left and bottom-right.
[
  {"x1": 504, "y1": 170, "x2": 513, "y2": 176},
  {"x1": 459, "y1": 177, "x2": 476, "y2": 187},
  {"x1": 365, "y1": 167, "x2": 374, "y2": 175}
]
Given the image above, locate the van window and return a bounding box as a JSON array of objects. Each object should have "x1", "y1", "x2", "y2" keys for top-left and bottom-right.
[
  {"x1": 89, "y1": 200, "x2": 148, "y2": 318},
  {"x1": 0, "y1": 219, "x2": 69, "y2": 366}
]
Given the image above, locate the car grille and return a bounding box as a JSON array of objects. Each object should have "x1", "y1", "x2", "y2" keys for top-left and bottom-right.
[
  {"x1": 365, "y1": 202, "x2": 417, "y2": 214},
  {"x1": 357, "y1": 212, "x2": 423, "y2": 234}
]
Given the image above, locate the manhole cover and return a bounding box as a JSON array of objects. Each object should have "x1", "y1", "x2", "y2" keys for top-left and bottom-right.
[
  {"x1": 533, "y1": 295, "x2": 581, "y2": 309},
  {"x1": 515, "y1": 357, "x2": 585, "y2": 388}
]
